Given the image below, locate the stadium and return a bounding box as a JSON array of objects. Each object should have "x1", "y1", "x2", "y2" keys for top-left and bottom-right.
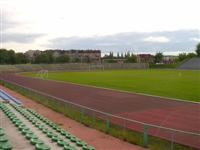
[
  {"x1": 1, "y1": 0, "x2": 200, "y2": 149},
  {"x1": 0, "y1": 58, "x2": 200, "y2": 150}
]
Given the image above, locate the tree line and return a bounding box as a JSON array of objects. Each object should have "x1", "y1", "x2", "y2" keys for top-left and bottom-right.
[
  {"x1": 0, "y1": 49, "x2": 70, "y2": 64},
  {"x1": 0, "y1": 43, "x2": 200, "y2": 64},
  {"x1": 0, "y1": 49, "x2": 28, "y2": 64},
  {"x1": 102, "y1": 42, "x2": 200, "y2": 64},
  {"x1": 103, "y1": 51, "x2": 137, "y2": 63},
  {"x1": 32, "y1": 50, "x2": 70, "y2": 64}
]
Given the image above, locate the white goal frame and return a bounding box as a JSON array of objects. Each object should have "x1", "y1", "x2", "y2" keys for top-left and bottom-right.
[
  {"x1": 36, "y1": 70, "x2": 49, "y2": 79},
  {"x1": 88, "y1": 64, "x2": 104, "y2": 71}
]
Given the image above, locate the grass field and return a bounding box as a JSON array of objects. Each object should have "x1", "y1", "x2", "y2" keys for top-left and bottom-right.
[{"x1": 23, "y1": 69, "x2": 200, "y2": 102}]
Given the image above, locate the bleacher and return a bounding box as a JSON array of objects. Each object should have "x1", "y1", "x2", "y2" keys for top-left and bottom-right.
[
  {"x1": 178, "y1": 57, "x2": 200, "y2": 70},
  {"x1": 0, "y1": 90, "x2": 22, "y2": 106}
]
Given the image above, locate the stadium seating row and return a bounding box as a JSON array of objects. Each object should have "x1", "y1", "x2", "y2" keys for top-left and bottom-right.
[
  {"x1": 0, "y1": 102, "x2": 95, "y2": 150},
  {"x1": 0, "y1": 127, "x2": 13, "y2": 150},
  {"x1": 0, "y1": 102, "x2": 50, "y2": 150}
]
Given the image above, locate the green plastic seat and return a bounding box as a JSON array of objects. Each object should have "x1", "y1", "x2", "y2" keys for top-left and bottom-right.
[
  {"x1": 38, "y1": 125, "x2": 44, "y2": 130},
  {"x1": 65, "y1": 133, "x2": 71, "y2": 139},
  {"x1": 60, "y1": 130, "x2": 66, "y2": 135},
  {"x1": 15, "y1": 121, "x2": 23, "y2": 127},
  {"x1": 52, "y1": 125, "x2": 57, "y2": 130},
  {"x1": 18, "y1": 125, "x2": 26, "y2": 131},
  {"x1": 76, "y1": 141, "x2": 87, "y2": 147},
  {"x1": 22, "y1": 128, "x2": 31, "y2": 135},
  {"x1": 32, "y1": 120, "x2": 37, "y2": 125},
  {"x1": 11, "y1": 118, "x2": 19, "y2": 123},
  {"x1": 63, "y1": 145, "x2": 76, "y2": 150},
  {"x1": 25, "y1": 132, "x2": 38, "y2": 140},
  {"x1": 0, "y1": 130, "x2": 4, "y2": 136},
  {"x1": 35, "y1": 123, "x2": 41, "y2": 127},
  {"x1": 1, "y1": 142, "x2": 13, "y2": 150},
  {"x1": 70, "y1": 137, "x2": 76, "y2": 142},
  {"x1": 47, "y1": 132, "x2": 54, "y2": 138},
  {"x1": 0, "y1": 136, "x2": 8, "y2": 143},
  {"x1": 56, "y1": 127, "x2": 61, "y2": 132},
  {"x1": 57, "y1": 140, "x2": 69, "y2": 147},
  {"x1": 48, "y1": 123, "x2": 54, "y2": 127},
  {"x1": 42, "y1": 128, "x2": 48, "y2": 134},
  {"x1": 45, "y1": 121, "x2": 50, "y2": 125},
  {"x1": 82, "y1": 146, "x2": 95, "y2": 150},
  {"x1": 28, "y1": 116, "x2": 33, "y2": 120},
  {"x1": 30, "y1": 138, "x2": 44, "y2": 145},
  {"x1": 9, "y1": 116, "x2": 15, "y2": 120},
  {"x1": 35, "y1": 143, "x2": 51, "y2": 150},
  {"x1": 51, "y1": 135, "x2": 60, "y2": 142}
]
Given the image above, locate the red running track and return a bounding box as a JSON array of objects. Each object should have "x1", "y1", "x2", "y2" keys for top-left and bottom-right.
[{"x1": 0, "y1": 73, "x2": 200, "y2": 149}]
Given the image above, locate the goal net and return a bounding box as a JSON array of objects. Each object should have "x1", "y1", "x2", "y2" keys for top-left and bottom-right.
[
  {"x1": 88, "y1": 64, "x2": 104, "y2": 71},
  {"x1": 36, "y1": 70, "x2": 49, "y2": 79}
]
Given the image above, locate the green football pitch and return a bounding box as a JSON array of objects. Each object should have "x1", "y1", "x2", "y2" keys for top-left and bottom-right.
[{"x1": 23, "y1": 69, "x2": 200, "y2": 102}]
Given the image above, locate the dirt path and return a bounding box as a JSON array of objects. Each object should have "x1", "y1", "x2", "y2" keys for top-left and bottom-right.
[{"x1": 0, "y1": 85, "x2": 144, "y2": 150}]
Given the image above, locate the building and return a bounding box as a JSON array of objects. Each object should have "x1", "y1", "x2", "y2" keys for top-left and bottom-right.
[
  {"x1": 25, "y1": 49, "x2": 101, "y2": 63},
  {"x1": 64, "y1": 50, "x2": 101, "y2": 63},
  {"x1": 162, "y1": 55, "x2": 178, "y2": 64},
  {"x1": 25, "y1": 50, "x2": 41, "y2": 62},
  {"x1": 137, "y1": 54, "x2": 154, "y2": 63},
  {"x1": 52, "y1": 49, "x2": 101, "y2": 63}
]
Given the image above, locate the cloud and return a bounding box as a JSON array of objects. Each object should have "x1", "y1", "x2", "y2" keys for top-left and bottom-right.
[
  {"x1": 1, "y1": 18, "x2": 17, "y2": 32},
  {"x1": 1, "y1": 11, "x2": 45, "y2": 44},
  {"x1": 143, "y1": 36, "x2": 170, "y2": 43},
  {"x1": 1, "y1": 11, "x2": 19, "y2": 32},
  {"x1": 47, "y1": 29, "x2": 200, "y2": 53},
  {"x1": 191, "y1": 38, "x2": 200, "y2": 42},
  {"x1": 1, "y1": 33, "x2": 45, "y2": 43}
]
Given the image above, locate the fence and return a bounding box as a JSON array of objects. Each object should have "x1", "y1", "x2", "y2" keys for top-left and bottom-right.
[
  {"x1": 0, "y1": 63, "x2": 149, "y2": 73},
  {"x1": 0, "y1": 78, "x2": 199, "y2": 150}
]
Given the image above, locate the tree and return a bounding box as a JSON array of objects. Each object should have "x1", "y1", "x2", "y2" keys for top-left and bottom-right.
[
  {"x1": 178, "y1": 53, "x2": 187, "y2": 61},
  {"x1": 187, "y1": 53, "x2": 196, "y2": 58},
  {"x1": 120, "y1": 53, "x2": 124, "y2": 58},
  {"x1": 125, "y1": 51, "x2": 131, "y2": 58},
  {"x1": 196, "y1": 43, "x2": 200, "y2": 57},
  {"x1": 7, "y1": 50, "x2": 16, "y2": 64},
  {"x1": 72, "y1": 57, "x2": 81, "y2": 63},
  {"x1": 154, "y1": 52, "x2": 163, "y2": 63},
  {"x1": 109, "y1": 52, "x2": 114, "y2": 58},
  {"x1": 0, "y1": 49, "x2": 16, "y2": 64},
  {"x1": 125, "y1": 53, "x2": 137, "y2": 63},
  {"x1": 34, "y1": 53, "x2": 49, "y2": 63},
  {"x1": 56, "y1": 55, "x2": 70, "y2": 63},
  {"x1": 0, "y1": 49, "x2": 8, "y2": 64},
  {"x1": 117, "y1": 52, "x2": 120, "y2": 58},
  {"x1": 15, "y1": 53, "x2": 28, "y2": 64}
]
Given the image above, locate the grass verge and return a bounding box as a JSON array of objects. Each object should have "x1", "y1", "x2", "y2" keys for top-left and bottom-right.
[{"x1": 0, "y1": 80, "x2": 197, "y2": 150}]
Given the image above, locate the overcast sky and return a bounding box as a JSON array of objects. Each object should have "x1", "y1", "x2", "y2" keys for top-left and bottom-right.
[{"x1": 1, "y1": 0, "x2": 200, "y2": 54}]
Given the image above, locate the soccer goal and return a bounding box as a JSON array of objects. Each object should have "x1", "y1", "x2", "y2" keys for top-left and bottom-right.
[
  {"x1": 88, "y1": 64, "x2": 105, "y2": 71},
  {"x1": 36, "y1": 70, "x2": 49, "y2": 79}
]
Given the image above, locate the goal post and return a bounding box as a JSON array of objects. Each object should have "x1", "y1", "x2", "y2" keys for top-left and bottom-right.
[
  {"x1": 88, "y1": 64, "x2": 104, "y2": 71},
  {"x1": 36, "y1": 70, "x2": 49, "y2": 79}
]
